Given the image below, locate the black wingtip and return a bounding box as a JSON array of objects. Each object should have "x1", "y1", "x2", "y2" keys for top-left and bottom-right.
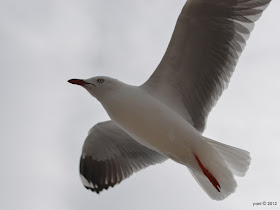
[{"x1": 80, "y1": 156, "x2": 121, "y2": 194}]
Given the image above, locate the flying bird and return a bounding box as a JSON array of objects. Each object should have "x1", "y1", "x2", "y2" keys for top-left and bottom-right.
[{"x1": 68, "y1": 0, "x2": 271, "y2": 200}]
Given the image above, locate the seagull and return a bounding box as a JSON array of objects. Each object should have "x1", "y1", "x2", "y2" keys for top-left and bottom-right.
[{"x1": 68, "y1": 0, "x2": 271, "y2": 200}]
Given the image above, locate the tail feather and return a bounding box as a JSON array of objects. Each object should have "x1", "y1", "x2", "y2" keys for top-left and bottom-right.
[
  {"x1": 205, "y1": 138, "x2": 251, "y2": 177},
  {"x1": 188, "y1": 137, "x2": 251, "y2": 200},
  {"x1": 189, "y1": 153, "x2": 237, "y2": 200},
  {"x1": 189, "y1": 169, "x2": 236, "y2": 200}
]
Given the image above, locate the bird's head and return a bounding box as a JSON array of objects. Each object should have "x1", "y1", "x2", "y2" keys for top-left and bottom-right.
[{"x1": 68, "y1": 76, "x2": 122, "y2": 100}]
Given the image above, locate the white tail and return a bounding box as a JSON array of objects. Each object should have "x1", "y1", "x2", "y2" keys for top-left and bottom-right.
[
  {"x1": 205, "y1": 138, "x2": 251, "y2": 177},
  {"x1": 189, "y1": 137, "x2": 251, "y2": 200}
]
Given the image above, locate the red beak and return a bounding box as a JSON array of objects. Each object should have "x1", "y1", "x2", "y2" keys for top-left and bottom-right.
[{"x1": 68, "y1": 79, "x2": 88, "y2": 86}]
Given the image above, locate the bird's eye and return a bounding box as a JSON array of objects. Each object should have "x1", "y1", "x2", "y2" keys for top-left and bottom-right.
[{"x1": 97, "y1": 78, "x2": 104, "y2": 83}]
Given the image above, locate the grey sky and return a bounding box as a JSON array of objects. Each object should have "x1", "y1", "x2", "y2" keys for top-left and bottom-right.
[{"x1": 0, "y1": 0, "x2": 279, "y2": 209}]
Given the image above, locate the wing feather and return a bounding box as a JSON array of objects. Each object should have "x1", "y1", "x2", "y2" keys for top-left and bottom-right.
[
  {"x1": 142, "y1": 0, "x2": 271, "y2": 132},
  {"x1": 80, "y1": 121, "x2": 167, "y2": 193}
]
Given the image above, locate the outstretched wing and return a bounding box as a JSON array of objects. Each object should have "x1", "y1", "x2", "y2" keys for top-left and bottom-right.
[
  {"x1": 142, "y1": 0, "x2": 271, "y2": 132},
  {"x1": 80, "y1": 121, "x2": 167, "y2": 193}
]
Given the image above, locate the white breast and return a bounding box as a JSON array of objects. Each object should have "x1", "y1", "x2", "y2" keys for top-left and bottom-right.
[{"x1": 100, "y1": 85, "x2": 201, "y2": 158}]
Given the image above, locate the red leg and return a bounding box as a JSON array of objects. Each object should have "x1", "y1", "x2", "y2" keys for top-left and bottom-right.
[{"x1": 194, "y1": 154, "x2": 221, "y2": 192}]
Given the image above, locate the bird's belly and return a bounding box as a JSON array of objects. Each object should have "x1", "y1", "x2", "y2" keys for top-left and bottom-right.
[{"x1": 104, "y1": 95, "x2": 200, "y2": 159}]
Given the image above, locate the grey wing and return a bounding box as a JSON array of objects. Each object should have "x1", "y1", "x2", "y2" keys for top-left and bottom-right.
[
  {"x1": 80, "y1": 120, "x2": 168, "y2": 193},
  {"x1": 142, "y1": 0, "x2": 271, "y2": 132}
]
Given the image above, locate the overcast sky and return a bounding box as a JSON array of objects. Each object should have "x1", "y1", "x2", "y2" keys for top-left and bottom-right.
[{"x1": 0, "y1": 0, "x2": 279, "y2": 209}]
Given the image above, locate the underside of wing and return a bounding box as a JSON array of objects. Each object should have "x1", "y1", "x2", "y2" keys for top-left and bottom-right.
[
  {"x1": 142, "y1": 0, "x2": 271, "y2": 132},
  {"x1": 80, "y1": 121, "x2": 167, "y2": 193}
]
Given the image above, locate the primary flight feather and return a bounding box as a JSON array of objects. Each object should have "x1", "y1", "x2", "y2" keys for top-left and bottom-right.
[{"x1": 68, "y1": 0, "x2": 271, "y2": 200}]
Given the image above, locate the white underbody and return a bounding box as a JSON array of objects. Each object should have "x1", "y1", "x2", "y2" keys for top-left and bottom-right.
[{"x1": 99, "y1": 85, "x2": 217, "y2": 172}]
